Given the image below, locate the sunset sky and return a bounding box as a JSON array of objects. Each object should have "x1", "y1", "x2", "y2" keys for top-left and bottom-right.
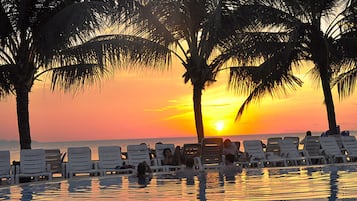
[{"x1": 0, "y1": 58, "x2": 356, "y2": 142}]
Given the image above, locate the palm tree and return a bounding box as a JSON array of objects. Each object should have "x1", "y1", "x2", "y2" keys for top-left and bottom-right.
[
  {"x1": 79, "y1": 0, "x2": 248, "y2": 143},
  {"x1": 228, "y1": 0, "x2": 357, "y2": 135},
  {"x1": 0, "y1": 0, "x2": 117, "y2": 149}
]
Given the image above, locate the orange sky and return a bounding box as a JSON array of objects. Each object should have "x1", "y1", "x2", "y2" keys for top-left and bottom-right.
[{"x1": 0, "y1": 60, "x2": 356, "y2": 142}]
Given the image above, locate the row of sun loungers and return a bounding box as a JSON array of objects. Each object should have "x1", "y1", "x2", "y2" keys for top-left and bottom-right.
[
  {"x1": 0, "y1": 143, "x2": 185, "y2": 184},
  {"x1": 1, "y1": 135, "x2": 357, "y2": 184}
]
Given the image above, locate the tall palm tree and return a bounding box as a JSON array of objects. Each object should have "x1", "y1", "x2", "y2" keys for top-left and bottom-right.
[
  {"x1": 0, "y1": 0, "x2": 117, "y2": 149},
  {"x1": 79, "y1": 0, "x2": 247, "y2": 143},
  {"x1": 228, "y1": 0, "x2": 357, "y2": 135}
]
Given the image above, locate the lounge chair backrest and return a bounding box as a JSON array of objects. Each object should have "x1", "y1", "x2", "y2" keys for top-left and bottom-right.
[
  {"x1": 303, "y1": 136, "x2": 321, "y2": 156},
  {"x1": 127, "y1": 144, "x2": 151, "y2": 167},
  {"x1": 266, "y1": 137, "x2": 282, "y2": 155},
  {"x1": 20, "y1": 149, "x2": 47, "y2": 174},
  {"x1": 331, "y1": 135, "x2": 344, "y2": 150},
  {"x1": 243, "y1": 140, "x2": 266, "y2": 159},
  {"x1": 342, "y1": 136, "x2": 356, "y2": 147},
  {"x1": 155, "y1": 144, "x2": 175, "y2": 161},
  {"x1": 320, "y1": 137, "x2": 342, "y2": 156},
  {"x1": 183, "y1": 143, "x2": 200, "y2": 159},
  {"x1": 201, "y1": 138, "x2": 223, "y2": 165},
  {"x1": 45, "y1": 149, "x2": 62, "y2": 173},
  {"x1": 67, "y1": 147, "x2": 92, "y2": 171},
  {"x1": 0, "y1": 150, "x2": 10, "y2": 175},
  {"x1": 98, "y1": 146, "x2": 123, "y2": 169},
  {"x1": 284, "y1": 137, "x2": 299, "y2": 149},
  {"x1": 343, "y1": 140, "x2": 357, "y2": 155},
  {"x1": 279, "y1": 139, "x2": 300, "y2": 158}
]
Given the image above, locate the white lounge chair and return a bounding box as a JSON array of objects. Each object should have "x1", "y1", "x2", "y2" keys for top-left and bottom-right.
[
  {"x1": 284, "y1": 136, "x2": 300, "y2": 149},
  {"x1": 16, "y1": 149, "x2": 52, "y2": 184},
  {"x1": 45, "y1": 149, "x2": 64, "y2": 177},
  {"x1": 0, "y1": 150, "x2": 14, "y2": 184},
  {"x1": 279, "y1": 139, "x2": 309, "y2": 166},
  {"x1": 155, "y1": 143, "x2": 175, "y2": 162},
  {"x1": 320, "y1": 137, "x2": 347, "y2": 163},
  {"x1": 243, "y1": 140, "x2": 286, "y2": 168},
  {"x1": 66, "y1": 147, "x2": 100, "y2": 178},
  {"x1": 97, "y1": 146, "x2": 133, "y2": 176},
  {"x1": 302, "y1": 136, "x2": 327, "y2": 165},
  {"x1": 126, "y1": 144, "x2": 158, "y2": 172},
  {"x1": 266, "y1": 137, "x2": 282, "y2": 156},
  {"x1": 341, "y1": 136, "x2": 357, "y2": 162},
  {"x1": 341, "y1": 136, "x2": 356, "y2": 150}
]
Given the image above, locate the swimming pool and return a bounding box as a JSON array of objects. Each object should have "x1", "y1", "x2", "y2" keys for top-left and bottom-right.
[{"x1": 2, "y1": 164, "x2": 357, "y2": 200}]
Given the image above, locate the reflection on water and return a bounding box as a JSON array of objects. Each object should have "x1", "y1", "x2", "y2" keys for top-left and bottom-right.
[
  {"x1": 2, "y1": 165, "x2": 357, "y2": 200},
  {"x1": 329, "y1": 170, "x2": 338, "y2": 201},
  {"x1": 68, "y1": 179, "x2": 91, "y2": 193},
  {"x1": 0, "y1": 188, "x2": 10, "y2": 200},
  {"x1": 99, "y1": 176, "x2": 122, "y2": 189},
  {"x1": 19, "y1": 183, "x2": 60, "y2": 201}
]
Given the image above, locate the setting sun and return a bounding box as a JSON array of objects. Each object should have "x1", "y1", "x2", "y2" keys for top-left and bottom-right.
[{"x1": 215, "y1": 121, "x2": 225, "y2": 132}]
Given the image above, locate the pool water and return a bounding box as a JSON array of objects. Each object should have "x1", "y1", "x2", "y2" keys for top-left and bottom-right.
[{"x1": 2, "y1": 165, "x2": 357, "y2": 200}]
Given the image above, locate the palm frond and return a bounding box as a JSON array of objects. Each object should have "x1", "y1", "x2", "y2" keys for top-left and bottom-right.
[
  {"x1": 50, "y1": 63, "x2": 106, "y2": 92},
  {"x1": 34, "y1": 1, "x2": 111, "y2": 58},
  {"x1": 228, "y1": 44, "x2": 303, "y2": 120},
  {"x1": 0, "y1": 64, "x2": 15, "y2": 98},
  {"x1": 127, "y1": 0, "x2": 179, "y2": 46},
  {"x1": 214, "y1": 31, "x2": 293, "y2": 69},
  {"x1": 56, "y1": 34, "x2": 171, "y2": 70},
  {"x1": 0, "y1": 3, "x2": 13, "y2": 44},
  {"x1": 332, "y1": 62, "x2": 357, "y2": 99},
  {"x1": 230, "y1": 65, "x2": 302, "y2": 121},
  {"x1": 240, "y1": 1, "x2": 302, "y2": 28}
]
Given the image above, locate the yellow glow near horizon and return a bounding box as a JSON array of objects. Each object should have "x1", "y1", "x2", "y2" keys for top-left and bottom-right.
[{"x1": 215, "y1": 121, "x2": 225, "y2": 132}]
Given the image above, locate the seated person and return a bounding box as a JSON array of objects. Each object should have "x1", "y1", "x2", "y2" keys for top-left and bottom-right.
[
  {"x1": 175, "y1": 157, "x2": 198, "y2": 184},
  {"x1": 162, "y1": 147, "x2": 183, "y2": 165},
  {"x1": 223, "y1": 139, "x2": 239, "y2": 156},
  {"x1": 219, "y1": 154, "x2": 242, "y2": 181},
  {"x1": 173, "y1": 145, "x2": 184, "y2": 165},
  {"x1": 162, "y1": 148, "x2": 175, "y2": 165}
]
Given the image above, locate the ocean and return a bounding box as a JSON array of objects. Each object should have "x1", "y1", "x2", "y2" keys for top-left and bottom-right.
[{"x1": 2, "y1": 131, "x2": 356, "y2": 162}]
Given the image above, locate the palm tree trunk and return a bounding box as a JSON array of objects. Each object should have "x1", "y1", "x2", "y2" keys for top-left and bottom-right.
[
  {"x1": 193, "y1": 84, "x2": 204, "y2": 143},
  {"x1": 320, "y1": 75, "x2": 338, "y2": 135},
  {"x1": 16, "y1": 86, "x2": 32, "y2": 149}
]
